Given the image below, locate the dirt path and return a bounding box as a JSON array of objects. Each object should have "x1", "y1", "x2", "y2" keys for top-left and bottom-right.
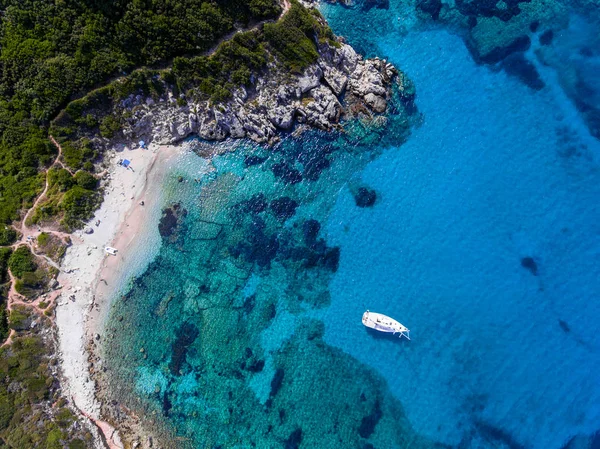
[
  {"x1": 3, "y1": 134, "x2": 74, "y2": 346},
  {"x1": 1, "y1": 269, "x2": 63, "y2": 348}
]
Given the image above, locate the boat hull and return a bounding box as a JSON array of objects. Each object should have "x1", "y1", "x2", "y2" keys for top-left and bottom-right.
[{"x1": 362, "y1": 310, "x2": 410, "y2": 339}]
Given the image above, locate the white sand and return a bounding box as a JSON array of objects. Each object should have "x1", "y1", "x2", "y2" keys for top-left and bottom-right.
[{"x1": 56, "y1": 143, "x2": 180, "y2": 447}]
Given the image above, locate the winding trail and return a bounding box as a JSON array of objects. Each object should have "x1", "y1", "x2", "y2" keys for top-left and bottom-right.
[{"x1": 3, "y1": 136, "x2": 73, "y2": 345}]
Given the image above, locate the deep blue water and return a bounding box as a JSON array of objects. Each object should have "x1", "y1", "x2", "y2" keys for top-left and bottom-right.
[{"x1": 101, "y1": 3, "x2": 600, "y2": 448}]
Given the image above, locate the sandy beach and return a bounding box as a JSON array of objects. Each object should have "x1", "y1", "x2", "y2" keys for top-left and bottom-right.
[{"x1": 56, "y1": 142, "x2": 181, "y2": 448}]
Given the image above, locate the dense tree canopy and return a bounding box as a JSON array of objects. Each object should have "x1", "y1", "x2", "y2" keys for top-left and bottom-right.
[{"x1": 0, "y1": 0, "x2": 281, "y2": 225}]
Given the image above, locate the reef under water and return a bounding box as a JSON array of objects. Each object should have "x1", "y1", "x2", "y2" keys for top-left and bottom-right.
[
  {"x1": 100, "y1": 1, "x2": 600, "y2": 448},
  {"x1": 100, "y1": 107, "x2": 432, "y2": 448}
]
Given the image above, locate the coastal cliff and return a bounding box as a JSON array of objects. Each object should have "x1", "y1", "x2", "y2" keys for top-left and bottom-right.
[{"x1": 120, "y1": 41, "x2": 406, "y2": 145}]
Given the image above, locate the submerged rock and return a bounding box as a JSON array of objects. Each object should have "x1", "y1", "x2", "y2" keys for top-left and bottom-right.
[
  {"x1": 302, "y1": 219, "x2": 321, "y2": 245},
  {"x1": 354, "y1": 187, "x2": 377, "y2": 208},
  {"x1": 285, "y1": 428, "x2": 303, "y2": 449},
  {"x1": 168, "y1": 322, "x2": 200, "y2": 375},
  {"x1": 520, "y1": 256, "x2": 538, "y2": 276},
  {"x1": 270, "y1": 197, "x2": 299, "y2": 221},
  {"x1": 358, "y1": 399, "x2": 383, "y2": 438},
  {"x1": 502, "y1": 53, "x2": 545, "y2": 91},
  {"x1": 272, "y1": 162, "x2": 303, "y2": 184},
  {"x1": 158, "y1": 203, "x2": 187, "y2": 240}
]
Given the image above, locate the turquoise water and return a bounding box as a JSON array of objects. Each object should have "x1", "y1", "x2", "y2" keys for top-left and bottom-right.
[{"x1": 102, "y1": 3, "x2": 600, "y2": 449}]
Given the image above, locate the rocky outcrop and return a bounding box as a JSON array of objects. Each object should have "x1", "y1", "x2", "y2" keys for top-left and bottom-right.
[{"x1": 117, "y1": 39, "x2": 405, "y2": 146}]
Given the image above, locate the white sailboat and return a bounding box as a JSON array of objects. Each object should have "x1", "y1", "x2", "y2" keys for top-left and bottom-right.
[{"x1": 362, "y1": 310, "x2": 410, "y2": 340}]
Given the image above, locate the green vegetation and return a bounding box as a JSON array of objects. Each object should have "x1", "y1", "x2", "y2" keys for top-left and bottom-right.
[
  {"x1": 7, "y1": 247, "x2": 36, "y2": 279},
  {"x1": 52, "y1": 0, "x2": 337, "y2": 151},
  {"x1": 263, "y1": 4, "x2": 335, "y2": 72},
  {"x1": 27, "y1": 166, "x2": 100, "y2": 231},
  {"x1": 0, "y1": 0, "x2": 282, "y2": 228},
  {"x1": 0, "y1": 307, "x2": 92, "y2": 448},
  {"x1": 0, "y1": 228, "x2": 17, "y2": 247},
  {"x1": 0, "y1": 247, "x2": 12, "y2": 285},
  {"x1": 6, "y1": 246, "x2": 47, "y2": 298}
]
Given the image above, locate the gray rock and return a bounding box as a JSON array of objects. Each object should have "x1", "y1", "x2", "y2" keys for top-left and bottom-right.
[
  {"x1": 364, "y1": 93, "x2": 387, "y2": 112},
  {"x1": 297, "y1": 65, "x2": 323, "y2": 94},
  {"x1": 322, "y1": 65, "x2": 348, "y2": 96}
]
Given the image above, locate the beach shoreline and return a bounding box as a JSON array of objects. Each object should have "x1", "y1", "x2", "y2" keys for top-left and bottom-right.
[{"x1": 56, "y1": 142, "x2": 181, "y2": 448}]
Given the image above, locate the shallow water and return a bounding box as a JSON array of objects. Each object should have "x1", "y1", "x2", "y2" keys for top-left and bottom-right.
[{"x1": 102, "y1": 2, "x2": 600, "y2": 448}]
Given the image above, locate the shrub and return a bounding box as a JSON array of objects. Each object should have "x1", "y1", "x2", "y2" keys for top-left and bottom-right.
[
  {"x1": 7, "y1": 309, "x2": 30, "y2": 331},
  {"x1": 99, "y1": 115, "x2": 121, "y2": 138},
  {"x1": 61, "y1": 142, "x2": 84, "y2": 169},
  {"x1": 0, "y1": 228, "x2": 17, "y2": 246},
  {"x1": 37, "y1": 233, "x2": 49, "y2": 247},
  {"x1": 0, "y1": 248, "x2": 12, "y2": 284},
  {"x1": 60, "y1": 187, "x2": 100, "y2": 231},
  {"x1": 48, "y1": 168, "x2": 74, "y2": 192},
  {"x1": 74, "y1": 171, "x2": 98, "y2": 190},
  {"x1": 8, "y1": 246, "x2": 36, "y2": 279}
]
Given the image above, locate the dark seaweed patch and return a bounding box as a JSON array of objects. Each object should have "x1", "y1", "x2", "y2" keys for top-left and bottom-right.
[
  {"x1": 238, "y1": 193, "x2": 268, "y2": 214},
  {"x1": 359, "y1": 399, "x2": 382, "y2": 438},
  {"x1": 354, "y1": 187, "x2": 377, "y2": 208},
  {"x1": 502, "y1": 53, "x2": 545, "y2": 90},
  {"x1": 243, "y1": 294, "x2": 256, "y2": 314},
  {"x1": 285, "y1": 428, "x2": 303, "y2": 449},
  {"x1": 158, "y1": 203, "x2": 185, "y2": 238},
  {"x1": 247, "y1": 359, "x2": 265, "y2": 373},
  {"x1": 302, "y1": 219, "x2": 321, "y2": 245},
  {"x1": 270, "y1": 197, "x2": 299, "y2": 221},
  {"x1": 270, "y1": 368, "x2": 285, "y2": 399},
  {"x1": 590, "y1": 430, "x2": 600, "y2": 449},
  {"x1": 417, "y1": 0, "x2": 442, "y2": 19},
  {"x1": 322, "y1": 247, "x2": 340, "y2": 272},
  {"x1": 539, "y1": 29, "x2": 554, "y2": 46},
  {"x1": 230, "y1": 217, "x2": 279, "y2": 268},
  {"x1": 272, "y1": 161, "x2": 303, "y2": 184},
  {"x1": 303, "y1": 154, "x2": 331, "y2": 181},
  {"x1": 558, "y1": 319, "x2": 570, "y2": 333},
  {"x1": 169, "y1": 322, "x2": 200, "y2": 375},
  {"x1": 285, "y1": 243, "x2": 340, "y2": 272},
  {"x1": 520, "y1": 257, "x2": 538, "y2": 276},
  {"x1": 477, "y1": 36, "x2": 531, "y2": 64},
  {"x1": 244, "y1": 155, "x2": 268, "y2": 166},
  {"x1": 474, "y1": 421, "x2": 526, "y2": 449},
  {"x1": 456, "y1": 0, "x2": 528, "y2": 21},
  {"x1": 529, "y1": 20, "x2": 540, "y2": 32},
  {"x1": 162, "y1": 391, "x2": 172, "y2": 417}
]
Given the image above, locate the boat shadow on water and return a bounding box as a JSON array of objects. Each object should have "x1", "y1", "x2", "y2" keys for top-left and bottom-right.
[{"x1": 364, "y1": 327, "x2": 411, "y2": 342}]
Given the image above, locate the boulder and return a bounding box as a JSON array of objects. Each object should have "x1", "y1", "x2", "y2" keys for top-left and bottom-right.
[
  {"x1": 321, "y1": 65, "x2": 348, "y2": 96},
  {"x1": 364, "y1": 93, "x2": 387, "y2": 112}
]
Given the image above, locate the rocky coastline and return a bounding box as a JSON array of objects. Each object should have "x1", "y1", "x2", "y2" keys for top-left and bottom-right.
[{"x1": 113, "y1": 39, "x2": 408, "y2": 147}]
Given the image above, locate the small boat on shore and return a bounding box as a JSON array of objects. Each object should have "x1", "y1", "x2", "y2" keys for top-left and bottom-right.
[
  {"x1": 104, "y1": 247, "x2": 118, "y2": 255},
  {"x1": 362, "y1": 310, "x2": 410, "y2": 340}
]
